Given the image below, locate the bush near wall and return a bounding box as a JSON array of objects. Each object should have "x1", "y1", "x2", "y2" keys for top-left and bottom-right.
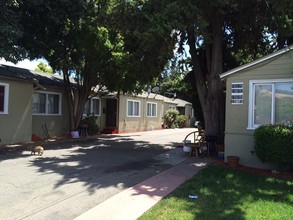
[
  {"x1": 163, "y1": 109, "x2": 179, "y2": 128},
  {"x1": 254, "y1": 125, "x2": 293, "y2": 165},
  {"x1": 81, "y1": 113, "x2": 99, "y2": 135},
  {"x1": 176, "y1": 115, "x2": 188, "y2": 128}
]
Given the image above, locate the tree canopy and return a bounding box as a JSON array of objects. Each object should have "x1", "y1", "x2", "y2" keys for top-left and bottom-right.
[
  {"x1": 112, "y1": 0, "x2": 292, "y2": 142},
  {"x1": 35, "y1": 62, "x2": 53, "y2": 74},
  {"x1": 1, "y1": 0, "x2": 292, "y2": 139},
  {"x1": 0, "y1": 0, "x2": 26, "y2": 62},
  {"x1": 13, "y1": 0, "x2": 179, "y2": 130}
]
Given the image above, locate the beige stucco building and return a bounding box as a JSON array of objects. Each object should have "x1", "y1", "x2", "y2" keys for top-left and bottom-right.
[
  {"x1": 0, "y1": 65, "x2": 70, "y2": 144},
  {"x1": 0, "y1": 64, "x2": 193, "y2": 145},
  {"x1": 220, "y1": 46, "x2": 293, "y2": 168}
]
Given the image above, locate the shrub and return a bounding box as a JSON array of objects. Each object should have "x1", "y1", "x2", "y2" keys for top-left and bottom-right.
[
  {"x1": 254, "y1": 125, "x2": 293, "y2": 165},
  {"x1": 81, "y1": 113, "x2": 99, "y2": 135},
  {"x1": 176, "y1": 115, "x2": 188, "y2": 128},
  {"x1": 163, "y1": 109, "x2": 179, "y2": 128}
]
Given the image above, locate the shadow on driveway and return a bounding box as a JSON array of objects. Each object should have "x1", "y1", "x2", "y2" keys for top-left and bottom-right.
[
  {"x1": 30, "y1": 135, "x2": 173, "y2": 193},
  {"x1": 0, "y1": 128, "x2": 194, "y2": 220}
]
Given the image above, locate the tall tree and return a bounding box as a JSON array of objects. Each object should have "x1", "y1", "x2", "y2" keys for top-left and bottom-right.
[
  {"x1": 115, "y1": 0, "x2": 292, "y2": 143},
  {"x1": 18, "y1": 0, "x2": 128, "y2": 130},
  {"x1": 17, "y1": 0, "x2": 176, "y2": 131},
  {"x1": 182, "y1": 0, "x2": 292, "y2": 143}
]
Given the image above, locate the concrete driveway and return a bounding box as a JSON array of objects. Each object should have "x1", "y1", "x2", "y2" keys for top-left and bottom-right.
[{"x1": 0, "y1": 128, "x2": 196, "y2": 220}]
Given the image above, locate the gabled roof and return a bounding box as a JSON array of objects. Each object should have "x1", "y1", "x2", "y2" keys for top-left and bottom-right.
[
  {"x1": 220, "y1": 45, "x2": 293, "y2": 79},
  {"x1": 0, "y1": 64, "x2": 65, "y2": 87},
  {"x1": 124, "y1": 92, "x2": 191, "y2": 105},
  {"x1": 174, "y1": 98, "x2": 192, "y2": 107},
  {"x1": 130, "y1": 92, "x2": 178, "y2": 104}
]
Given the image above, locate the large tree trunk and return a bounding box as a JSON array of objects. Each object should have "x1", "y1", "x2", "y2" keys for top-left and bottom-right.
[
  {"x1": 63, "y1": 68, "x2": 91, "y2": 131},
  {"x1": 187, "y1": 11, "x2": 225, "y2": 144}
]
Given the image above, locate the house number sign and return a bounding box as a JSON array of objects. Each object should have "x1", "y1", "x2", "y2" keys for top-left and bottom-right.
[{"x1": 231, "y1": 82, "x2": 243, "y2": 104}]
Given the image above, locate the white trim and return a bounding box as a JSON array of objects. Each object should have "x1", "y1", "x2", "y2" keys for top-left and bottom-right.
[
  {"x1": 83, "y1": 97, "x2": 101, "y2": 116},
  {"x1": 0, "y1": 82, "x2": 9, "y2": 114},
  {"x1": 32, "y1": 91, "x2": 62, "y2": 115},
  {"x1": 146, "y1": 102, "x2": 157, "y2": 117},
  {"x1": 248, "y1": 78, "x2": 293, "y2": 129},
  {"x1": 169, "y1": 105, "x2": 176, "y2": 110},
  {"x1": 220, "y1": 45, "x2": 293, "y2": 79},
  {"x1": 126, "y1": 99, "x2": 141, "y2": 117}
]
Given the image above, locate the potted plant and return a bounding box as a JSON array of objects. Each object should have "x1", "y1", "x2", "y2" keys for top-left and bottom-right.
[{"x1": 227, "y1": 156, "x2": 240, "y2": 168}]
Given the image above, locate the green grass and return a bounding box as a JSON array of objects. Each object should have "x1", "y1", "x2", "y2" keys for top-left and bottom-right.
[{"x1": 139, "y1": 165, "x2": 293, "y2": 220}]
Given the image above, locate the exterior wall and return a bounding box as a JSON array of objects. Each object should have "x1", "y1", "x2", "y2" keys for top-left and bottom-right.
[
  {"x1": 177, "y1": 105, "x2": 193, "y2": 127},
  {"x1": 183, "y1": 104, "x2": 193, "y2": 127},
  {"x1": 0, "y1": 78, "x2": 33, "y2": 144},
  {"x1": 224, "y1": 51, "x2": 293, "y2": 168},
  {"x1": 31, "y1": 87, "x2": 70, "y2": 138},
  {"x1": 118, "y1": 95, "x2": 164, "y2": 133}
]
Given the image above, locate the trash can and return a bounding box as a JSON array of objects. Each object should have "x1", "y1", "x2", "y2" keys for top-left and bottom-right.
[{"x1": 183, "y1": 140, "x2": 191, "y2": 152}]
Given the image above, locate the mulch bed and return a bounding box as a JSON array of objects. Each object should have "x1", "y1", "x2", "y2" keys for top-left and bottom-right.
[{"x1": 213, "y1": 159, "x2": 293, "y2": 180}]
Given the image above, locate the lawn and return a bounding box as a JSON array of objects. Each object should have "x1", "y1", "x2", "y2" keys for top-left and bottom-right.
[{"x1": 139, "y1": 165, "x2": 293, "y2": 220}]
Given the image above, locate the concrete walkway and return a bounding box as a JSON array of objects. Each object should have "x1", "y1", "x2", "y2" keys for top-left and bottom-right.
[{"x1": 75, "y1": 156, "x2": 210, "y2": 220}]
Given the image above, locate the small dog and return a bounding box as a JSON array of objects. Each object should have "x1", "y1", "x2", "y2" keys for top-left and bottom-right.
[{"x1": 31, "y1": 145, "x2": 44, "y2": 156}]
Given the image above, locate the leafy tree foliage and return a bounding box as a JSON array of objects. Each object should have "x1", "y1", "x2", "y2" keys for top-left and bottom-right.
[
  {"x1": 16, "y1": 0, "x2": 177, "y2": 130},
  {"x1": 109, "y1": 0, "x2": 178, "y2": 93},
  {"x1": 3, "y1": 0, "x2": 292, "y2": 140},
  {"x1": 159, "y1": 56, "x2": 189, "y2": 98},
  {"x1": 0, "y1": 0, "x2": 26, "y2": 62},
  {"x1": 18, "y1": 0, "x2": 131, "y2": 130},
  {"x1": 122, "y1": 0, "x2": 292, "y2": 143},
  {"x1": 35, "y1": 62, "x2": 53, "y2": 74}
]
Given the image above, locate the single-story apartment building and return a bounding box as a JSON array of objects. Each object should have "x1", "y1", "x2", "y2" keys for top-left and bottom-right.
[
  {"x1": 220, "y1": 45, "x2": 293, "y2": 168},
  {"x1": 0, "y1": 64, "x2": 194, "y2": 145}
]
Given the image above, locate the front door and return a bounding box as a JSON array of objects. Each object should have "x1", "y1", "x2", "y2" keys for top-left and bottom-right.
[{"x1": 106, "y1": 99, "x2": 117, "y2": 127}]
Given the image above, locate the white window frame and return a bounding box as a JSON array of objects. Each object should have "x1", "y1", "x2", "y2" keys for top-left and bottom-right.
[
  {"x1": 83, "y1": 97, "x2": 101, "y2": 116},
  {"x1": 146, "y1": 102, "x2": 157, "y2": 117},
  {"x1": 0, "y1": 82, "x2": 9, "y2": 114},
  {"x1": 32, "y1": 91, "x2": 62, "y2": 115},
  {"x1": 248, "y1": 78, "x2": 293, "y2": 129},
  {"x1": 127, "y1": 99, "x2": 140, "y2": 117}
]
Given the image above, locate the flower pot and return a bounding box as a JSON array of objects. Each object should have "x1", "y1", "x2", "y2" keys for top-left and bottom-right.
[{"x1": 227, "y1": 156, "x2": 240, "y2": 168}]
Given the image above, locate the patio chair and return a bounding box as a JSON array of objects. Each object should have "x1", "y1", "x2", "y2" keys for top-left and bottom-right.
[{"x1": 183, "y1": 129, "x2": 206, "y2": 157}]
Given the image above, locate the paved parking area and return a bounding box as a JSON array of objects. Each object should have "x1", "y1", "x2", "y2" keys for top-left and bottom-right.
[{"x1": 0, "y1": 128, "x2": 196, "y2": 220}]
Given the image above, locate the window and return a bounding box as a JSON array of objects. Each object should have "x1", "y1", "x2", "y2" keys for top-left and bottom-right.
[
  {"x1": 169, "y1": 105, "x2": 176, "y2": 110},
  {"x1": 147, "y1": 102, "x2": 157, "y2": 117},
  {"x1": 84, "y1": 98, "x2": 101, "y2": 115},
  {"x1": 0, "y1": 83, "x2": 9, "y2": 114},
  {"x1": 248, "y1": 79, "x2": 293, "y2": 129},
  {"x1": 127, "y1": 99, "x2": 140, "y2": 117},
  {"x1": 32, "y1": 92, "x2": 61, "y2": 115}
]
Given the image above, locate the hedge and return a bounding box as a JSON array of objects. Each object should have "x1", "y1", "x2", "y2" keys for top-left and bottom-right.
[{"x1": 254, "y1": 125, "x2": 293, "y2": 164}]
